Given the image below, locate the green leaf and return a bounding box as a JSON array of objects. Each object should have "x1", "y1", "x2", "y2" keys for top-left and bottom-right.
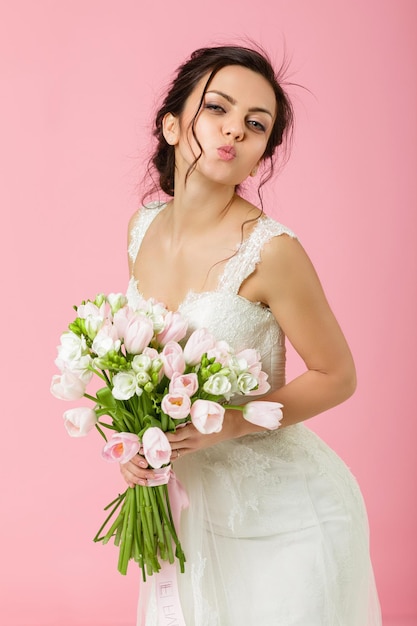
[{"x1": 96, "y1": 387, "x2": 117, "y2": 410}]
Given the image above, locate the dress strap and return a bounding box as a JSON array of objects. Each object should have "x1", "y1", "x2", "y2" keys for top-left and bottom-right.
[
  {"x1": 217, "y1": 216, "x2": 297, "y2": 295},
  {"x1": 128, "y1": 201, "x2": 167, "y2": 271}
]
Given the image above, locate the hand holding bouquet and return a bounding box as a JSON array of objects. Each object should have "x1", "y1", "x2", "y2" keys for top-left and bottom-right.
[{"x1": 51, "y1": 292, "x2": 283, "y2": 579}]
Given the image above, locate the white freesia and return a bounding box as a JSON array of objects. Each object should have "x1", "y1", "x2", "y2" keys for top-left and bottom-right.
[
  {"x1": 151, "y1": 358, "x2": 164, "y2": 373},
  {"x1": 147, "y1": 302, "x2": 168, "y2": 334},
  {"x1": 237, "y1": 372, "x2": 259, "y2": 394},
  {"x1": 203, "y1": 373, "x2": 232, "y2": 396},
  {"x1": 63, "y1": 354, "x2": 94, "y2": 384},
  {"x1": 84, "y1": 314, "x2": 105, "y2": 340},
  {"x1": 235, "y1": 348, "x2": 262, "y2": 376},
  {"x1": 112, "y1": 371, "x2": 140, "y2": 400},
  {"x1": 107, "y1": 292, "x2": 127, "y2": 314},
  {"x1": 132, "y1": 354, "x2": 152, "y2": 373},
  {"x1": 227, "y1": 355, "x2": 249, "y2": 376},
  {"x1": 56, "y1": 331, "x2": 87, "y2": 367},
  {"x1": 136, "y1": 371, "x2": 151, "y2": 386}
]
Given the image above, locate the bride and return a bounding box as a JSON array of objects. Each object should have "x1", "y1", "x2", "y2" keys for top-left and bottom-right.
[{"x1": 121, "y1": 45, "x2": 382, "y2": 625}]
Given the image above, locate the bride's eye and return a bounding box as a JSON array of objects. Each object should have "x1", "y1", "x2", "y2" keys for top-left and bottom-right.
[
  {"x1": 247, "y1": 119, "x2": 266, "y2": 132},
  {"x1": 205, "y1": 103, "x2": 225, "y2": 113}
]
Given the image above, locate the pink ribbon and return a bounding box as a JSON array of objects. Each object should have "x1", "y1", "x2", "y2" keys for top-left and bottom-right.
[{"x1": 155, "y1": 470, "x2": 189, "y2": 626}]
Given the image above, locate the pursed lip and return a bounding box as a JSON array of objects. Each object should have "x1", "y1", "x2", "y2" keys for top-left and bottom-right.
[{"x1": 217, "y1": 145, "x2": 236, "y2": 160}]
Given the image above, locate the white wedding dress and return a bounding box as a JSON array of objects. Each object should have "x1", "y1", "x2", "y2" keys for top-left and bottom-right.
[{"x1": 127, "y1": 202, "x2": 382, "y2": 626}]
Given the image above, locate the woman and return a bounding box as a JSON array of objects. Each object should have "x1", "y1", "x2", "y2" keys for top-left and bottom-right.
[{"x1": 121, "y1": 45, "x2": 381, "y2": 625}]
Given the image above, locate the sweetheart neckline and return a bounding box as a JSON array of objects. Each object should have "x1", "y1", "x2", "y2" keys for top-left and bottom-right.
[{"x1": 127, "y1": 276, "x2": 267, "y2": 314}]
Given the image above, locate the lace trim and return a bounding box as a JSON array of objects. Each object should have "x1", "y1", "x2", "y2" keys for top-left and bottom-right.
[
  {"x1": 127, "y1": 203, "x2": 297, "y2": 297},
  {"x1": 128, "y1": 202, "x2": 166, "y2": 267},
  {"x1": 218, "y1": 216, "x2": 297, "y2": 295}
]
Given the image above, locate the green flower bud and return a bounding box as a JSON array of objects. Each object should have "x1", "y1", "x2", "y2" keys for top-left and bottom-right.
[
  {"x1": 94, "y1": 293, "x2": 106, "y2": 307},
  {"x1": 208, "y1": 362, "x2": 222, "y2": 374}
]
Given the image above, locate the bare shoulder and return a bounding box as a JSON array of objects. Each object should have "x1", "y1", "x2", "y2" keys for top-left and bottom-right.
[
  {"x1": 257, "y1": 229, "x2": 325, "y2": 306},
  {"x1": 261, "y1": 229, "x2": 312, "y2": 268}
]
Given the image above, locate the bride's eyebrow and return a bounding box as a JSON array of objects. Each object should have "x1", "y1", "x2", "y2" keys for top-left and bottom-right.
[{"x1": 205, "y1": 90, "x2": 273, "y2": 118}]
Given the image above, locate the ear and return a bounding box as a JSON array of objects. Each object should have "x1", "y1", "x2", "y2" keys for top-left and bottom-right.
[{"x1": 162, "y1": 112, "x2": 180, "y2": 146}]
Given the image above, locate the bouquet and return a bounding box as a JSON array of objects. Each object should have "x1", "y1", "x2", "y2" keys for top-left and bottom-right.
[{"x1": 51, "y1": 292, "x2": 283, "y2": 580}]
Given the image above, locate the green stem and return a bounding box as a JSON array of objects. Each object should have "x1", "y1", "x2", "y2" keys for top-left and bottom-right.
[
  {"x1": 225, "y1": 404, "x2": 244, "y2": 412},
  {"x1": 139, "y1": 489, "x2": 155, "y2": 560},
  {"x1": 84, "y1": 392, "x2": 99, "y2": 403},
  {"x1": 104, "y1": 492, "x2": 127, "y2": 510},
  {"x1": 118, "y1": 490, "x2": 132, "y2": 575},
  {"x1": 87, "y1": 366, "x2": 108, "y2": 383},
  {"x1": 102, "y1": 512, "x2": 124, "y2": 544},
  {"x1": 148, "y1": 487, "x2": 167, "y2": 559},
  {"x1": 163, "y1": 523, "x2": 175, "y2": 564},
  {"x1": 95, "y1": 422, "x2": 108, "y2": 442},
  {"x1": 93, "y1": 491, "x2": 126, "y2": 542},
  {"x1": 101, "y1": 369, "x2": 111, "y2": 385},
  {"x1": 97, "y1": 420, "x2": 118, "y2": 431},
  {"x1": 118, "y1": 488, "x2": 135, "y2": 575},
  {"x1": 135, "y1": 487, "x2": 147, "y2": 582},
  {"x1": 157, "y1": 486, "x2": 186, "y2": 571}
]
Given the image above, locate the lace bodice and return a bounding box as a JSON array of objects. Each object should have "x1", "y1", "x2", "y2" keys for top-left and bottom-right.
[{"x1": 126, "y1": 201, "x2": 297, "y2": 392}]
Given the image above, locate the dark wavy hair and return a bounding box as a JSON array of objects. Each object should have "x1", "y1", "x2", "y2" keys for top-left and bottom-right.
[{"x1": 145, "y1": 44, "x2": 294, "y2": 200}]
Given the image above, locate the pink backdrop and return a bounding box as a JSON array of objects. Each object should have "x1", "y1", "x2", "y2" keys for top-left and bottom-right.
[{"x1": 1, "y1": 1, "x2": 416, "y2": 624}]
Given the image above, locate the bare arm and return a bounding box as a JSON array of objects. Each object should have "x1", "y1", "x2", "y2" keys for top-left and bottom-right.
[{"x1": 253, "y1": 234, "x2": 356, "y2": 426}]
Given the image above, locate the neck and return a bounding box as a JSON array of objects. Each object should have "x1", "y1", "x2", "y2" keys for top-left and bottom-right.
[{"x1": 168, "y1": 172, "x2": 237, "y2": 232}]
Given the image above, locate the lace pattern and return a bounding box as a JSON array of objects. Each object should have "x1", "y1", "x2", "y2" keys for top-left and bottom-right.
[
  {"x1": 217, "y1": 215, "x2": 297, "y2": 294},
  {"x1": 128, "y1": 201, "x2": 166, "y2": 267}
]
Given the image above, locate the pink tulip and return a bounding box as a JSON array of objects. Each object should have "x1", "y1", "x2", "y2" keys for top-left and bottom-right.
[
  {"x1": 50, "y1": 369, "x2": 86, "y2": 401},
  {"x1": 142, "y1": 427, "x2": 171, "y2": 469},
  {"x1": 161, "y1": 393, "x2": 191, "y2": 419},
  {"x1": 169, "y1": 373, "x2": 199, "y2": 397},
  {"x1": 161, "y1": 341, "x2": 186, "y2": 379},
  {"x1": 102, "y1": 432, "x2": 140, "y2": 463},
  {"x1": 207, "y1": 340, "x2": 233, "y2": 366},
  {"x1": 156, "y1": 311, "x2": 188, "y2": 346},
  {"x1": 63, "y1": 407, "x2": 97, "y2": 437},
  {"x1": 242, "y1": 401, "x2": 283, "y2": 430},
  {"x1": 183, "y1": 328, "x2": 216, "y2": 365},
  {"x1": 113, "y1": 305, "x2": 135, "y2": 339},
  {"x1": 143, "y1": 347, "x2": 159, "y2": 359},
  {"x1": 124, "y1": 314, "x2": 154, "y2": 354},
  {"x1": 190, "y1": 399, "x2": 225, "y2": 434}
]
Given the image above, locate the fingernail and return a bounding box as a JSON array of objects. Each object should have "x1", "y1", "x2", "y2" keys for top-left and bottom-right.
[{"x1": 139, "y1": 460, "x2": 148, "y2": 468}]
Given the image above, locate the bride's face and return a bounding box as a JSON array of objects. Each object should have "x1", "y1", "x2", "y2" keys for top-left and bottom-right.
[{"x1": 165, "y1": 65, "x2": 277, "y2": 187}]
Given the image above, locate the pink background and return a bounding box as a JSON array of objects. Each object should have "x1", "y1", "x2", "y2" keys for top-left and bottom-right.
[{"x1": 1, "y1": 1, "x2": 416, "y2": 624}]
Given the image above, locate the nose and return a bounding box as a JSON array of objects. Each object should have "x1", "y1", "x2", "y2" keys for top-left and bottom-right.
[{"x1": 223, "y1": 116, "x2": 245, "y2": 141}]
